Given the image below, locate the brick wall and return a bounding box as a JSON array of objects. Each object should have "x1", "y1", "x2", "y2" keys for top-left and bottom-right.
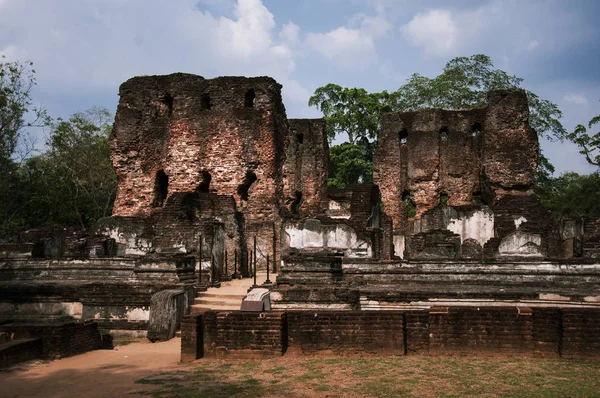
[
  {"x1": 0, "y1": 320, "x2": 102, "y2": 360},
  {"x1": 373, "y1": 90, "x2": 546, "y2": 260},
  {"x1": 213, "y1": 312, "x2": 286, "y2": 358},
  {"x1": 110, "y1": 74, "x2": 288, "y2": 268},
  {"x1": 426, "y1": 307, "x2": 534, "y2": 355},
  {"x1": 561, "y1": 308, "x2": 600, "y2": 359},
  {"x1": 532, "y1": 308, "x2": 561, "y2": 357},
  {"x1": 181, "y1": 307, "x2": 600, "y2": 361},
  {"x1": 284, "y1": 119, "x2": 328, "y2": 217},
  {"x1": 181, "y1": 312, "x2": 204, "y2": 362},
  {"x1": 294, "y1": 311, "x2": 405, "y2": 355},
  {"x1": 583, "y1": 218, "x2": 600, "y2": 258},
  {"x1": 182, "y1": 311, "x2": 286, "y2": 360}
]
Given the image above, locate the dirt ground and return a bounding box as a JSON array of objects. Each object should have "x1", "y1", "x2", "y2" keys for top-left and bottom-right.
[{"x1": 0, "y1": 338, "x2": 185, "y2": 398}]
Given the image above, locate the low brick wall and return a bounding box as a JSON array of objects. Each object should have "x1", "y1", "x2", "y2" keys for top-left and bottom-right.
[
  {"x1": 0, "y1": 319, "x2": 102, "y2": 360},
  {"x1": 182, "y1": 311, "x2": 286, "y2": 360},
  {"x1": 181, "y1": 312, "x2": 204, "y2": 362},
  {"x1": 215, "y1": 312, "x2": 286, "y2": 358},
  {"x1": 426, "y1": 307, "x2": 534, "y2": 355},
  {"x1": 294, "y1": 311, "x2": 404, "y2": 355},
  {"x1": 561, "y1": 308, "x2": 600, "y2": 359},
  {"x1": 181, "y1": 307, "x2": 600, "y2": 361}
]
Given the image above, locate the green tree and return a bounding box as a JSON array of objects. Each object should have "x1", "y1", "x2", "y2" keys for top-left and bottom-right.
[
  {"x1": 534, "y1": 152, "x2": 557, "y2": 199},
  {"x1": 20, "y1": 108, "x2": 117, "y2": 228},
  {"x1": 392, "y1": 54, "x2": 565, "y2": 140},
  {"x1": 309, "y1": 54, "x2": 566, "y2": 187},
  {"x1": 308, "y1": 85, "x2": 393, "y2": 144},
  {"x1": 567, "y1": 111, "x2": 600, "y2": 167},
  {"x1": 47, "y1": 107, "x2": 117, "y2": 227},
  {"x1": 0, "y1": 56, "x2": 49, "y2": 162},
  {"x1": 328, "y1": 142, "x2": 373, "y2": 188},
  {"x1": 537, "y1": 172, "x2": 600, "y2": 219},
  {"x1": 0, "y1": 56, "x2": 50, "y2": 227}
]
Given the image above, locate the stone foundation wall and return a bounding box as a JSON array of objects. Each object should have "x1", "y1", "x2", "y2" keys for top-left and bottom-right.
[
  {"x1": 181, "y1": 307, "x2": 600, "y2": 361},
  {"x1": 0, "y1": 257, "x2": 195, "y2": 332}
]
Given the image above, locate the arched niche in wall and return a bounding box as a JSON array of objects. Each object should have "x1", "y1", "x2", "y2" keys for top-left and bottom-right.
[{"x1": 152, "y1": 170, "x2": 169, "y2": 207}]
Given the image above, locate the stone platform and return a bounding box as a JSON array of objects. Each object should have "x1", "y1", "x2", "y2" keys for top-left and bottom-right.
[
  {"x1": 0, "y1": 256, "x2": 196, "y2": 335},
  {"x1": 271, "y1": 256, "x2": 600, "y2": 310}
]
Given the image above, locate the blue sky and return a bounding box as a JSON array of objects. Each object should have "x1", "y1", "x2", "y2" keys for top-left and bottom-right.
[{"x1": 1, "y1": 0, "x2": 598, "y2": 174}]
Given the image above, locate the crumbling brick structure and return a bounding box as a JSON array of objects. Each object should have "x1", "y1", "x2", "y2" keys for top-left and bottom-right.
[
  {"x1": 110, "y1": 74, "x2": 286, "y2": 270},
  {"x1": 375, "y1": 90, "x2": 537, "y2": 227},
  {"x1": 282, "y1": 119, "x2": 329, "y2": 217},
  {"x1": 272, "y1": 88, "x2": 600, "y2": 311},
  {"x1": 3, "y1": 76, "x2": 600, "y2": 365},
  {"x1": 109, "y1": 74, "x2": 329, "y2": 271},
  {"x1": 373, "y1": 89, "x2": 554, "y2": 259}
]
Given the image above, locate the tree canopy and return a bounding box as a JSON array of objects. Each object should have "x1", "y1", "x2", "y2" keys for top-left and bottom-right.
[
  {"x1": 567, "y1": 111, "x2": 600, "y2": 167},
  {"x1": 327, "y1": 141, "x2": 374, "y2": 188},
  {"x1": 309, "y1": 54, "x2": 566, "y2": 146},
  {"x1": 309, "y1": 54, "x2": 567, "y2": 189},
  {"x1": 0, "y1": 56, "x2": 49, "y2": 163},
  {"x1": 36, "y1": 107, "x2": 117, "y2": 228},
  {"x1": 0, "y1": 57, "x2": 51, "y2": 227},
  {"x1": 0, "y1": 57, "x2": 117, "y2": 228},
  {"x1": 537, "y1": 172, "x2": 600, "y2": 219}
]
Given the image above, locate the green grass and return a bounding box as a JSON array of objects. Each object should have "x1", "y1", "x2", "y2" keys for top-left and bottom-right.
[{"x1": 134, "y1": 356, "x2": 600, "y2": 397}]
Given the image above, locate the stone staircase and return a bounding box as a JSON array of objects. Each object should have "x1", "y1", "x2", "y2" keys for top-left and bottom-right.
[{"x1": 191, "y1": 272, "x2": 276, "y2": 313}]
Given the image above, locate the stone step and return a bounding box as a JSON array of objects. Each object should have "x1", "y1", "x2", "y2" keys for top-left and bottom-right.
[
  {"x1": 190, "y1": 304, "x2": 240, "y2": 313},
  {"x1": 191, "y1": 273, "x2": 277, "y2": 313},
  {"x1": 194, "y1": 297, "x2": 244, "y2": 306},
  {"x1": 200, "y1": 293, "x2": 247, "y2": 300}
]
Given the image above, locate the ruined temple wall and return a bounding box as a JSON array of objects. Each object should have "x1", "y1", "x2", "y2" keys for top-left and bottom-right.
[
  {"x1": 283, "y1": 119, "x2": 329, "y2": 216},
  {"x1": 482, "y1": 90, "x2": 538, "y2": 192},
  {"x1": 110, "y1": 74, "x2": 286, "y2": 221},
  {"x1": 110, "y1": 74, "x2": 288, "y2": 269},
  {"x1": 373, "y1": 113, "x2": 406, "y2": 233},
  {"x1": 375, "y1": 107, "x2": 484, "y2": 231},
  {"x1": 374, "y1": 90, "x2": 534, "y2": 234}
]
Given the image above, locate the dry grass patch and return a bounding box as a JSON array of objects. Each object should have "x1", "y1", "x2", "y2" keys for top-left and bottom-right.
[{"x1": 134, "y1": 355, "x2": 600, "y2": 397}]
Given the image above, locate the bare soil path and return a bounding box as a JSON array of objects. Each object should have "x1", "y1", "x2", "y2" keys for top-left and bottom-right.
[{"x1": 0, "y1": 338, "x2": 184, "y2": 398}]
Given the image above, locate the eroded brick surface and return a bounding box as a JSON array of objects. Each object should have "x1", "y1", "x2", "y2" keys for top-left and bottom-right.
[
  {"x1": 374, "y1": 90, "x2": 535, "y2": 232},
  {"x1": 283, "y1": 119, "x2": 329, "y2": 217},
  {"x1": 110, "y1": 74, "x2": 329, "y2": 270}
]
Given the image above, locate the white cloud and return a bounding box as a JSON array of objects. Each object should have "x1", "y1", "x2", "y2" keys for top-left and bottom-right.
[
  {"x1": 401, "y1": 9, "x2": 458, "y2": 58},
  {"x1": 218, "y1": 0, "x2": 276, "y2": 59},
  {"x1": 399, "y1": 3, "x2": 564, "y2": 59},
  {"x1": 197, "y1": 0, "x2": 236, "y2": 13},
  {"x1": 0, "y1": 0, "x2": 309, "y2": 104},
  {"x1": 564, "y1": 93, "x2": 589, "y2": 105},
  {"x1": 280, "y1": 22, "x2": 300, "y2": 44},
  {"x1": 305, "y1": 13, "x2": 390, "y2": 69}
]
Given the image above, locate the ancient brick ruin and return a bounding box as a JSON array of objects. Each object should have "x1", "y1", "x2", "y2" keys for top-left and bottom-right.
[{"x1": 1, "y1": 73, "x2": 600, "y2": 364}]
